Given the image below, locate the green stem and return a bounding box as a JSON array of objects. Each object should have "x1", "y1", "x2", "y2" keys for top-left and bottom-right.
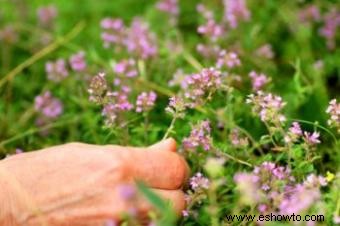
[
  {"x1": 162, "y1": 116, "x2": 177, "y2": 140},
  {"x1": 0, "y1": 21, "x2": 85, "y2": 88}
]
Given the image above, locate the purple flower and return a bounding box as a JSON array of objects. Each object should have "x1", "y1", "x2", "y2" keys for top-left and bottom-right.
[
  {"x1": 196, "y1": 43, "x2": 221, "y2": 59},
  {"x1": 246, "y1": 91, "x2": 286, "y2": 125},
  {"x1": 303, "y1": 131, "x2": 321, "y2": 146},
  {"x1": 255, "y1": 44, "x2": 274, "y2": 59},
  {"x1": 135, "y1": 91, "x2": 157, "y2": 113},
  {"x1": 189, "y1": 172, "x2": 210, "y2": 191},
  {"x1": 197, "y1": 19, "x2": 224, "y2": 42},
  {"x1": 45, "y1": 59, "x2": 69, "y2": 82},
  {"x1": 69, "y1": 51, "x2": 86, "y2": 72},
  {"x1": 124, "y1": 19, "x2": 158, "y2": 59},
  {"x1": 234, "y1": 173, "x2": 261, "y2": 205},
  {"x1": 183, "y1": 120, "x2": 212, "y2": 151},
  {"x1": 229, "y1": 128, "x2": 248, "y2": 147},
  {"x1": 34, "y1": 91, "x2": 63, "y2": 119},
  {"x1": 279, "y1": 184, "x2": 320, "y2": 215},
  {"x1": 216, "y1": 50, "x2": 241, "y2": 69},
  {"x1": 248, "y1": 71, "x2": 270, "y2": 91},
  {"x1": 319, "y1": 9, "x2": 340, "y2": 50},
  {"x1": 165, "y1": 96, "x2": 186, "y2": 118},
  {"x1": 156, "y1": 0, "x2": 179, "y2": 16},
  {"x1": 181, "y1": 68, "x2": 222, "y2": 107},
  {"x1": 100, "y1": 18, "x2": 125, "y2": 48},
  {"x1": 299, "y1": 5, "x2": 321, "y2": 23},
  {"x1": 156, "y1": 0, "x2": 179, "y2": 25},
  {"x1": 223, "y1": 0, "x2": 250, "y2": 28},
  {"x1": 114, "y1": 59, "x2": 138, "y2": 78},
  {"x1": 37, "y1": 5, "x2": 57, "y2": 26},
  {"x1": 102, "y1": 91, "x2": 133, "y2": 126},
  {"x1": 88, "y1": 72, "x2": 108, "y2": 104},
  {"x1": 326, "y1": 99, "x2": 340, "y2": 133},
  {"x1": 182, "y1": 210, "x2": 190, "y2": 217},
  {"x1": 284, "y1": 122, "x2": 302, "y2": 144},
  {"x1": 304, "y1": 174, "x2": 327, "y2": 187}
]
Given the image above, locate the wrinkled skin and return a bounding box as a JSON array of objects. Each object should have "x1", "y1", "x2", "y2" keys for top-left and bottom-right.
[{"x1": 0, "y1": 138, "x2": 189, "y2": 226}]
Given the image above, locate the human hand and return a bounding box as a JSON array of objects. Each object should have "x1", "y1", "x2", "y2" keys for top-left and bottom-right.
[{"x1": 0, "y1": 138, "x2": 189, "y2": 226}]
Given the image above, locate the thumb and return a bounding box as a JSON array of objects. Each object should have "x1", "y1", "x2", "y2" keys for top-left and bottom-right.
[{"x1": 148, "y1": 138, "x2": 177, "y2": 152}]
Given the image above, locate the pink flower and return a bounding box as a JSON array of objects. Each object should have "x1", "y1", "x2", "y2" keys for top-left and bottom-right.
[
  {"x1": 69, "y1": 51, "x2": 86, "y2": 72},
  {"x1": 303, "y1": 131, "x2": 321, "y2": 146},
  {"x1": 326, "y1": 99, "x2": 340, "y2": 133},
  {"x1": 45, "y1": 59, "x2": 69, "y2": 82},
  {"x1": 189, "y1": 172, "x2": 210, "y2": 191},
  {"x1": 284, "y1": 122, "x2": 302, "y2": 143},
  {"x1": 182, "y1": 210, "x2": 190, "y2": 217},
  {"x1": 114, "y1": 59, "x2": 138, "y2": 78},
  {"x1": 37, "y1": 5, "x2": 57, "y2": 26},
  {"x1": 88, "y1": 72, "x2": 108, "y2": 104},
  {"x1": 299, "y1": 5, "x2": 321, "y2": 23},
  {"x1": 135, "y1": 91, "x2": 157, "y2": 113},
  {"x1": 319, "y1": 9, "x2": 340, "y2": 50},
  {"x1": 216, "y1": 50, "x2": 241, "y2": 69},
  {"x1": 183, "y1": 120, "x2": 212, "y2": 151},
  {"x1": 223, "y1": 0, "x2": 250, "y2": 28},
  {"x1": 248, "y1": 71, "x2": 270, "y2": 91},
  {"x1": 255, "y1": 44, "x2": 274, "y2": 59},
  {"x1": 156, "y1": 0, "x2": 179, "y2": 16},
  {"x1": 197, "y1": 19, "x2": 224, "y2": 41},
  {"x1": 100, "y1": 18, "x2": 125, "y2": 48},
  {"x1": 246, "y1": 91, "x2": 286, "y2": 125},
  {"x1": 196, "y1": 43, "x2": 221, "y2": 59},
  {"x1": 124, "y1": 19, "x2": 158, "y2": 59},
  {"x1": 34, "y1": 91, "x2": 63, "y2": 119},
  {"x1": 181, "y1": 68, "x2": 222, "y2": 107}
]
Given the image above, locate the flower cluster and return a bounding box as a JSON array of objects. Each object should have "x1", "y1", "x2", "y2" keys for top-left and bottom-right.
[
  {"x1": 165, "y1": 96, "x2": 186, "y2": 118},
  {"x1": 37, "y1": 5, "x2": 58, "y2": 27},
  {"x1": 246, "y1": 91, "x2": 286, "y2": 125},
  {"x1": 69, "y1": 51, "x2": 87, "y2": 72},
  {"x1": 326, "y1": 99, "x2": 340, "y2": 133},
  {"x1": 216, "y1": 50, "x2": 241, "y2": 69},
  {"x1": 196, "y1": 43, "x2": 221, "y2": 59},
  {"x1": 113, "y1": 59, "x2": 138, "y2": 78},
  {"x1": 298, "y1": 4, "x2": 320, "y2": 23},
  {"x1": 255, "y1": 44, "x2": 274, "y2": 59},
  {"x1": 234, "y1": 162, "x2": 327, "y2": 216},
  {"x1": 181, "y1": 67, "x2": 222, "y2": 108},
  {"x1": 189, "y1": 172, "x2": 210, "y2": 191},
  {"x1": 156, "y1": 0, "x2": 179, "y2": 24},
  {"x1": 135, "y1": 91, "x2": 157, "y2": 113},
  {"x1": 229, "y1": 128, "x2": 249, "y2": 148},
  {"x1": 156, "y1": 0, "x2": 178, "y2": 16},
  {"x1": 100, "y1": 18, "x2": 158, "y2": 59},
  {"x1": 248, "y1": 71, "x2": 270, "y2": 91},
  {"x1": 223, "y1": 0, "x2": 250, "y2": 28},
  {"x1": 284, "y1": 121, "x2": 321, "y2": 147},
  {"x1": 100, "y1": 18, "x2": 125, "y2": 48},
  {"x1": 45, "y1": 59, "x2": 69, "y2": 82},
  {"x1": 182, "y1": 172, "x2": 210, "y2": 217},
  {"x1": 88, "y1": 72, "x2": 156, "y2": 126},
  {"x1": 319, "y1": 9, "x2": 340, "y2": 49},
  {"x1": 183, "y1": 120, "x2": 212, "y2": 151},
  {"x1": 197, "y1": 18, "x2": 224, "y2": 42},
  {"x1": 34, "y1": 91, "x2": 63, "y2": 130}
]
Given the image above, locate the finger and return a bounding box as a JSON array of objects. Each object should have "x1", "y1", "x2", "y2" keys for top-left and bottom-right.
[
  {"x1": 148, "y1": 138, "x2": 177, "y2": 152},
  {"x1": 127, "y1": 149, "x2": 190, "y2": 190}
]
